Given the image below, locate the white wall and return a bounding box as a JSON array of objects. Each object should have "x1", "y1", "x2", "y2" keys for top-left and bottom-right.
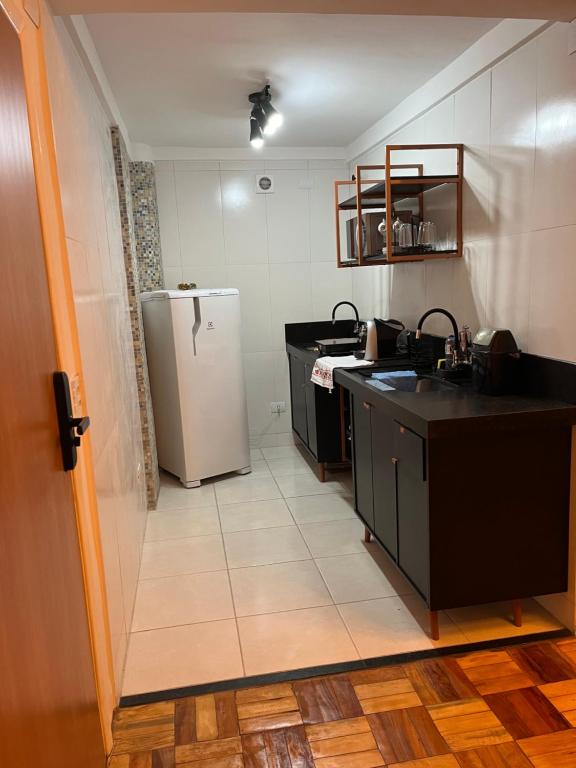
[
  {"x1": 354, "y1": 24, "x2": 576, "y2": 357},
  {"x1": 155, "y1": 158, "x2": 379, "y2": 441},
  {"x1": 44, "y1": 14, "x2": 148, "y2": 695},
  {"x1": 353, "y1": 22, "x2": 576, "y2": 628}
]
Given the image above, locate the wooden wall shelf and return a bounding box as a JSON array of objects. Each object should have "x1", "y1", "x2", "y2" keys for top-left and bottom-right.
[{"x1": 335, "y1": 144, "x2": 463, "y2": 267}]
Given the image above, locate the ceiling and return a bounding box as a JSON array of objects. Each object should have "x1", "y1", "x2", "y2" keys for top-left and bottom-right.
[
  {"x1": 85, "y1": 13, "x2": 499, "y2": 148},
  {"x1": 54, "y1": 1, "x2": 576, "y2": 21}
]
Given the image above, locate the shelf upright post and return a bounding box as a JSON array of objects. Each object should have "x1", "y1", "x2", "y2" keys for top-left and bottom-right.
[
  {"x1": 355, "y1": 165, "x2": 365, "y2": 267},
  {"x1": 385, "y1": 145, "x2": 393, "y2": 264}
]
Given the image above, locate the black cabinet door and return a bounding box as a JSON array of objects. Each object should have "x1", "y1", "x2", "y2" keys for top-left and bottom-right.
[
  {"x1": 395, "y1": 423, "x2": 429, "y2": 600},
  {"x1": 304, "y1": 363, "x2": 318, "y2": 458},
  {"x1": 289, "y1": 355, "x2": 308, "y2": 443},
  {"x1": 351, "y1": 394, "x2": 374, "y2": 530},
  {"x1": 371, "y1": 409, "x2": 398, "y2": 561}
]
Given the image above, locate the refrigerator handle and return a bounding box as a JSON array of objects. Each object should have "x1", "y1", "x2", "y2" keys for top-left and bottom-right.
[{"x1": 192, "y1": 297, "x2": 201, "y2": 356}]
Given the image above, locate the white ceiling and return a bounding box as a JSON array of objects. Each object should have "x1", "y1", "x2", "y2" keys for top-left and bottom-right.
[
  {"x1": 55, "y1": 0, "x2": 575, "y2": 19},
  {"x1": 85, "y1": 13, "x2": 498, "y2": 148}
]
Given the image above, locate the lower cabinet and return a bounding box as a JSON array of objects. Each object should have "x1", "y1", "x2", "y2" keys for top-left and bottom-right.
[
  {"x1": 350, "y1": 388, "x2": 571, "y2": 615},
  {"x1": 372, "y1": 408, "x2": 398, "y2": 563},
  {"x1": 351, "y1": 393, "x2": 429, "y2": 600},
  {"x1": 304, "y1": 362, "x2": 318, "y2": 458},
  {"x1": 288, "y1": 351, "x2": 346, "y2": 464},
  {"x1": 395, "y1": 425, "x2": 428, "y2": 599},
  {"x1": 289, "y1": 355, "x2": 308, "y2": 443},
  {"x1": 351, "y1": 396, "x2": 374, "y2": 531}
]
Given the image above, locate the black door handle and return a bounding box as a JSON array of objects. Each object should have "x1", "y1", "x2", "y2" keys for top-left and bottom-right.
[{"x1": 53, "y1": 372, "x2": 90, "y2": 471}]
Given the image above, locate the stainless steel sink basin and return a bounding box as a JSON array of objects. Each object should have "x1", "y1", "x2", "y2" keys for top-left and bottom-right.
[{"x1": 366, "y1": 371, "x2": 458, "y2": 393}]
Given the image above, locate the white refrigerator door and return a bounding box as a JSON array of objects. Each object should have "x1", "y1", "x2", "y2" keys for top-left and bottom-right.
[{"x1": 170, "y1": 292, "x2": 250, "y2": 483}]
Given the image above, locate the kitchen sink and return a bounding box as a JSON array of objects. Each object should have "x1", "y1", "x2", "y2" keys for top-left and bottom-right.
[{"x1": 366, "y1": 370, "x2": 459, "y2": 393}]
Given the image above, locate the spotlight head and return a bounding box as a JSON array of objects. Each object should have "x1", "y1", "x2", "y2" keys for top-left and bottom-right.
[
  {"x1": 248, "y1": 84, "x2": 283, "y2": 141},
  {"x1": 249, "y1": 114, "x2": 264, "y2": 149},
  {"x1": 262, "y1": 102, "x2": 283, "y2": 135}
]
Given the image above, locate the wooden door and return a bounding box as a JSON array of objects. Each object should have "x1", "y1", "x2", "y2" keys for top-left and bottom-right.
[{"x1": 0, "y1": 9, "x2": 106, "y2": 767}]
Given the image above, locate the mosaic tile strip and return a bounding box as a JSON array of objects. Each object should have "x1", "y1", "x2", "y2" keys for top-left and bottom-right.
[
  {"x1": 111, "y1": 126, "x2": 160, "y2": 508},
  {"x1": 130, "y1": 160, "x2": 165, "y2": 292}
]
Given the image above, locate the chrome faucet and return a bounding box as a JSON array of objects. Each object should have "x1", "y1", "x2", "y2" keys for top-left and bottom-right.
[
  {"x1": 331, "y1": 301, "x2": 361, "y2": 335},
  {"x1": 415, "y1": 307, "x2": 468, "y2": 366}
]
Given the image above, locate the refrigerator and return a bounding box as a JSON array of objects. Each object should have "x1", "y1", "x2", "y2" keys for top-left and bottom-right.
[{"x1": 141, "y1": 289, "x2": 251, "y2": 488}]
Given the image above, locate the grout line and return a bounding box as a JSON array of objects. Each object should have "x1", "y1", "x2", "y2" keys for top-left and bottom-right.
[
  {"x1": 139, "y1": 566, "x2": 229, "y2": 581},
  {"x1": 131, "y1": 615, "x2": 237, "y2": 635},
  {"x1": 215, "y1": 484, "x2": 247, "y2": 679}
]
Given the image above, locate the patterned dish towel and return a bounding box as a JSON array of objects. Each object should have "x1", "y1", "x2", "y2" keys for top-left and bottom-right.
[{"x1": 311, "y1": 355, "x2": 372, "y2": 392}]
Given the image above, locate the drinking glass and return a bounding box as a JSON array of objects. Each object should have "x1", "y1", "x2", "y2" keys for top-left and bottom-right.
[
  {"x1": 417, "y1": 221, "x2": 438, "y2": 251},
  {"x1": 398, "y1": 222, "x2": 413, "y2": 249}
]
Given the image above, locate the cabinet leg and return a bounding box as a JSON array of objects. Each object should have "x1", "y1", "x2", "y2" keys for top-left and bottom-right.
[
  {"x1": 319, "y1": 463, "x2": 326, "y2": 483},
  {"x1": 363, "y1": 526, "x2": 372, "y2": 543},
  {"x1": 429, "y1": 611, "x2": 440, "y2": 641},
  {"x1": 512, "y1": 599, "x2": 523, "y2": 627}
]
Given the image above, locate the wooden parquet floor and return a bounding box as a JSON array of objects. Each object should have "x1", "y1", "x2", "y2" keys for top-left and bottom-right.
[{"x1": 110, "y1": 637, "x2": 576, "y2": 768}]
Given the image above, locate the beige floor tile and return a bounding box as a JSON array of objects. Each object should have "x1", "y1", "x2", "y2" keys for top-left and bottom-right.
[
  {"x1": 366, "y1": 545, "x2": 417, "y2": 596},
  {"x1": 261, "y1": 445, "x2": 302, "y2": 460},
  {"x1": 238, "y1": 606, "x2": 359, "y2": 675},
  {"x1": 230, "y1": 560, "x2": 333, "y2": 616},
  {"x1": 156, "y1": 480, "x2": 216, "y2": 511},
  {"x1": 224, "y1": 526, "x2": 311, "y2": 568},
  {"x1": 258, "y1": 434, "x2": 298, "y2": 448},
  {"x1": 219, "y1": 498, "x2": 294, "y2": 533},
  {"x1": 316, "y1": 553, "x2": 411, "y2": 603},
  {"x1": 122, "y1": 620, "x2": 243, "y2": 695},
  {"x1": 338, "y1": 595, "x2": 468, "y2": 658},
  {"x1": 250, "y1": 448, "x2": 264, "y2": 461},
  {"x1": 246, "y1": 460, "x2": 272, "y2": 477},
  {"x1": 214, "y1": 476, "x2": 282, "y2": 505},
  {"x1": 145, "y1": 507, "x2": 220, "y2": 541},
  {"x1": 299, "y1": 518, "x2": 366, "y2": 557},
  {"x1": 446, "y1": 599, "x2": 564, "y2": 642},
  {"x1": 267, "y1": 456, "x2": 315, "y2": 477},
  {"x1": 287, "y1": 494, "x2": 356, "y2": 524},
  {"x1": 140, "y1": 535, "x2": 226, "y2": 579},
  {"x1": 132, "y1": 571, "x2": 234, "y2": 631},
  {"x1": 276, "y1": 474, "x2": 349, "y2": 498}
]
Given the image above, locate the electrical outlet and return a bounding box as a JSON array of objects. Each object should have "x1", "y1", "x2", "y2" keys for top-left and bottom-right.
[{"x1": 270, "y1": 401, "x2": 287, "y2": 414}]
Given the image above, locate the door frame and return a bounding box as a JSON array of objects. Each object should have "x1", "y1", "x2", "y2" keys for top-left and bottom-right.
[{"x1": 1, "y1": 0, "x2": 115, "y2": 751}]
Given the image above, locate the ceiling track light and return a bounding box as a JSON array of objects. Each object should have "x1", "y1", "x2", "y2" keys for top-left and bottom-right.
[{"x1": 248, "y1": 84, "x2": 283, "y2": 148}]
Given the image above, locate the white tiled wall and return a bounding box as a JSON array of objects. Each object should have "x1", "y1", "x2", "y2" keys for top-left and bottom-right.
[
  {"x1": 354, "y1": 22, "x2": 576, "y2": 628},
  {"x1": 354, "y1": 24, "x2": 576, "y2": 354},
  {"x1": 44, "y1": 15, "x2": 148, "y2": 694},
  {"x1": 155, "y1": 158, "x2": 381, "y2": 440}
]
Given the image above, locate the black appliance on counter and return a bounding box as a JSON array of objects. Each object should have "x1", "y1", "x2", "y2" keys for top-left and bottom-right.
[
  {"x1": 375, "y1": 318, "x2": 405, "y2": 357},
  {"x1": 356, "y1": 318, "x2": 405, "y2": 360},
  {"x1": 471, "y1": 328, "x2": 520, "y2": 395}
]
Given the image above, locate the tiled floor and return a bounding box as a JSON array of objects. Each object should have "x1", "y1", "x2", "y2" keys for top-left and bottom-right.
[
  {"x1": 111, "y1": 637, "x2": 576, "y2": 768},
  {"x1": 122, "y1": 444, "x2": 565, "y2": 696}
]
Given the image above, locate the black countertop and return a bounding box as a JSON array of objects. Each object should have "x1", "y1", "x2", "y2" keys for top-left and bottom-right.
[
  {"x1": 285, "y1": 318, "x2": 576, "y2": 438},
  {"x1": 335, "y1": 366, "x2": 576, "y2": 438}
]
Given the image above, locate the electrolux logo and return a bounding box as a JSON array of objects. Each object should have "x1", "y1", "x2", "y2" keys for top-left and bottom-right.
[{"x1": 207, "y1": 320, "x2": 215, "y2": 331}]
